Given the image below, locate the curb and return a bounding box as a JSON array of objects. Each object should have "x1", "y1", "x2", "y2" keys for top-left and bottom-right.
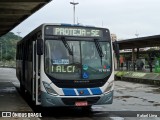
[{"x1": 115, "y1": 71, "x2": 160, "y2": 86}]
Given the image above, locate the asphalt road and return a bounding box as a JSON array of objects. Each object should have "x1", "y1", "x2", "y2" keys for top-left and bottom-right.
[{"x1": 0, "y1": 68, "x2": 160, "y2": 120}]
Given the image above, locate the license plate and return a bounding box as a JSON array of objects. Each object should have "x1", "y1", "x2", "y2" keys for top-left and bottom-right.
[{"x1": 75, "y1": 101, "x2": 88, "y2": 106}]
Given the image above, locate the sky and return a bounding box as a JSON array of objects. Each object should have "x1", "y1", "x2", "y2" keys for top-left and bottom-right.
[{"x1": 12, "y1": 0, "x2": 160, "y2": 40}]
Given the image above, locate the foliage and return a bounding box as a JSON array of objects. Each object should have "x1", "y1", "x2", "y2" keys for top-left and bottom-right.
[{"x1": 0, "y1": 32, "x2": 22, "y2": 61}]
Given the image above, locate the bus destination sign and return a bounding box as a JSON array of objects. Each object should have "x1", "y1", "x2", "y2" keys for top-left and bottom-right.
[{"x1": 51, "y1": 27, "x2": 102, "y2": 37}]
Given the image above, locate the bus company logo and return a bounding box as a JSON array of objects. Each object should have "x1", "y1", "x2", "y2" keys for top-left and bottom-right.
[
  {"x1": 79, "y1": 91, "x2": 84, "y2": 95},
  {"x1": 2, "y1": 112, "x2": 11, "y2": 117}
]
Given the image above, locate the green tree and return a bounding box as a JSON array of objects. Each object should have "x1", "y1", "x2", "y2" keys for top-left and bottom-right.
[{"x1": 0, "y1": 32, "x2": 22, "y2": 61}]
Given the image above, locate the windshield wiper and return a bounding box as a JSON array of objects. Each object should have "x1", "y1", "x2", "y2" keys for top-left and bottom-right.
[
  {"x1": 61, "y1": 37, "x2": 73, "y2": 56},
  {"x1": 94, "y1": 39, "x2": 104, "y2": 64}
]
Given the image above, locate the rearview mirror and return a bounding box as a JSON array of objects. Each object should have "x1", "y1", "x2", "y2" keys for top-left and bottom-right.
[
  {"x1": 113, "y1": 41, "x2": 120, "y2": 59},
  {"x1": 37, "y1": 39, "x2": 43, "y2": 55}
]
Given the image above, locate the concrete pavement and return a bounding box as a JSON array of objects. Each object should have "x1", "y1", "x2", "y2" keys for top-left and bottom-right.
[{"x1": 0, "y1": 68, "x2": 39, "y2": 120}]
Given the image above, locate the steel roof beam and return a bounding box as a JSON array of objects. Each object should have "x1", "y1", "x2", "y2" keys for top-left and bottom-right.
[
  {"x1": 0, "y1": 0, "x2": 49, "y2": 2},
  {"x1": 0, "y1": 9, "x2": 31, "y2": 15}
]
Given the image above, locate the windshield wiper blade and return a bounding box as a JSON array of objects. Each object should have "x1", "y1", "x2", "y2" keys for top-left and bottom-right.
[
  {"x1": 94, "y1": 39, "x2": 104, "y2": 64},
  {"x1": 94, "y1": 39, "x2": 104, "y2": 57},
  {"x1": 61, "y1": 37, "x2": 73, "y2": 56}
]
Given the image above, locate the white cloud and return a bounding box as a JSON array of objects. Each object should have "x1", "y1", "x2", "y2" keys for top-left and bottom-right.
[{"x1": 12, "y1": 0, "x2": 160, "y2": 39}]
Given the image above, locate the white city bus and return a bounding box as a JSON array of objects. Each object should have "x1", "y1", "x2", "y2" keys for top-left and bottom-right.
[{"x1": 16, "y1": 24, "x2": 115, "y2": 107}]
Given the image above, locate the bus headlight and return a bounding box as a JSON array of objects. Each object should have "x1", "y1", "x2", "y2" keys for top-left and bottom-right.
[
  {"x1": 42, "y1": 81, "x2": 57, "y2": 95},
  {"x1": 104, "y1": 82, "x2": 114, "y2": 93}
]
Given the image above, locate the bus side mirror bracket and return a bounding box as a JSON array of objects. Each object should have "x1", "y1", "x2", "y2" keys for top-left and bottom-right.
[
  {"x1": 37, "y1": 39, "x2": 43, "y2": 55},
  {"x1": 113, "y1": 41, "x2": 120, "y2": 59}
]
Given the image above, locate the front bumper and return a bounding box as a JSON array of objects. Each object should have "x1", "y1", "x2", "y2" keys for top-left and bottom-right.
[{"x1": 41, "y1": 91, "x2": 113, "y2": 107}]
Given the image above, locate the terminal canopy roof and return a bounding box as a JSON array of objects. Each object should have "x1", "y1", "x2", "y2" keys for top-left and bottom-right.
[
  {"x1": 0, "y1": 0, "x2": 51, "y2": 37},
  {"x1": 118, "y1": 35, "x2": 160, "y2": 50}
]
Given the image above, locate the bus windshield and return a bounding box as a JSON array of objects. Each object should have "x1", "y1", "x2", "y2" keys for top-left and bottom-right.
[{"x1": 45, "y1": 39, "x2": 111, "y2": 80}]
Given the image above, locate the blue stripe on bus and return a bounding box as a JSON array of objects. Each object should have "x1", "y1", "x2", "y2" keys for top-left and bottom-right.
[
  {"x1": 62, "y1": 88, "x2": 76, "y2": 96},
  {"x1": 90, "y1": 88, "x2": 102, "y2": 95},
  {"x1": 61, "y1": 23, "x2": 72, "y2": 26},
  {"x1": 77, "y1": 88, "x2": 90, "y2": 96}
]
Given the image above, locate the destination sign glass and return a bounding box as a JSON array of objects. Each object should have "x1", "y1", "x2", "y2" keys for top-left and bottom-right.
[{"x1": 45, "y1": 26, "x2": 103, "y2": 37}]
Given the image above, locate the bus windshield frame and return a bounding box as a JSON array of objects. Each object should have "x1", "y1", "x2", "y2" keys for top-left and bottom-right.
[{"x1": 44, "y1": 37, "x2": 112, "y2": 81}]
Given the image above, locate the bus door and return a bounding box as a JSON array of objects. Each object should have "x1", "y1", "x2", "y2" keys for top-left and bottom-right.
[
  {"x1": 32, "y1": 41, "x2": 35, "y2": 101},
  {"x1": 32, "y1": 40, "x2": 41, "y2": 105}
]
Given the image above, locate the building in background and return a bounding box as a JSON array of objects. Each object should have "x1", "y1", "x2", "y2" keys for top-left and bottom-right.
[{"x1": 111, "y1": 33, "x2": 117, "y2": 42}]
